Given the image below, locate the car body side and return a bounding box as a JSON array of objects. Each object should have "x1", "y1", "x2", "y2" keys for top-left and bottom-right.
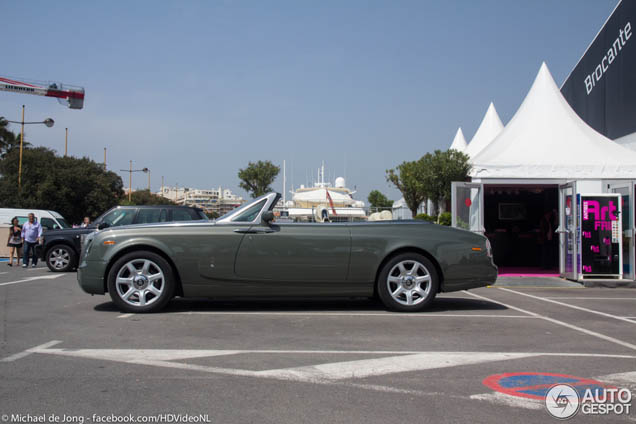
[{"x1": 77, "y1": 220, "x2": 497, "y2": 298}]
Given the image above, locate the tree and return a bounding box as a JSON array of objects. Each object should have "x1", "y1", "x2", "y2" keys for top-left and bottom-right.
[
  {"x1": 367, "y1": 190, "x2": 393, "y2": 209},
  {"x1": 120, "y1": 189, "x2": 177, "y2": 206},
  {"x1": 421, "y1": 149, "x2": 471, "y2": 214},
  {"x1": 238, "y1": 160, "x2": 280, "y2": 198},
  {"x1": 386, "y1": 159, "x2": 427, "y2": 218},
  {"x1": 0, "y1": 146, "x2": 124, "y2": 224},
  {"x1": 0, "y1": 118, "x2": 27, "y2": 159}
]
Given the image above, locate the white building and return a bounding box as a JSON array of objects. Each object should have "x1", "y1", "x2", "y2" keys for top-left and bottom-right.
[{"x1": 158, "y1": 186, "x2": 244, "y2": 215}]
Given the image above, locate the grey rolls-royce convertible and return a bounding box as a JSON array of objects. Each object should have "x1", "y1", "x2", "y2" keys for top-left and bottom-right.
[{"x1": 77, "y1": 192, "x2": 497, "y2": 313}]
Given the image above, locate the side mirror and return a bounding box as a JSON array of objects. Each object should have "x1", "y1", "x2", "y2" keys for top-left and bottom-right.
[
  {"x1": 261, "y1": 211, "x2": 274, "y2": 225},
  {"x1": 97, "y1": 222, "x2": 110, "y2": 230}
]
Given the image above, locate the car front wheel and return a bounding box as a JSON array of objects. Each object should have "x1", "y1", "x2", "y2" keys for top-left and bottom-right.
[
  {"x1": 107, "y1": 251, "x2": 174, "y2": 313},
  {"x1": 377, "y1": 253, "x2": 439, "y2": 312},
  {"x1": 46, "y1": 245, "x2": 77, "y2": 272}
]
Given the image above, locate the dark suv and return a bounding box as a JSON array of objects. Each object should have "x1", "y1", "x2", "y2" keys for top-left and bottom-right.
[{"x1": 40, "y1": 205, "x2": 207, "y2": 272}]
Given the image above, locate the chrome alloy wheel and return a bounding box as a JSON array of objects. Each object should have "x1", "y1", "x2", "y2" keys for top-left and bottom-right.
[
  {"x1": 48, "y1": 248, "x2": 70, "y2": 270},
  {"x1": 115, "y1": 259, "x2": 165, "y2": 307},
  {"x1": 386, "y1": 260, "x2": 432, "y2": 306}
]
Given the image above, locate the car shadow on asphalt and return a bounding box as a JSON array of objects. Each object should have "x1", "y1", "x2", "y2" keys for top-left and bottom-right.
[{"x1": 94, "y1": 296, "x2": 507, "y2": 314}]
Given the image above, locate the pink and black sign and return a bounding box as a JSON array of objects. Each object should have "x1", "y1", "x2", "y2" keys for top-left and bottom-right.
[{"x1": 580, "y1": 195, "x2": 622, "y2": 276}]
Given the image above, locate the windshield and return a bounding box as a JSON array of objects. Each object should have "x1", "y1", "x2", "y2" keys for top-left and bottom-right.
[
  {"x1": 216, "y1": 193, "x2": 274, "y2": 222},
  {"x1": 56, "y1": 218, "x2": 70, "y2": 229},
  {"x1": 232, "y1": 199, "x2": 267, "y2": 222}
]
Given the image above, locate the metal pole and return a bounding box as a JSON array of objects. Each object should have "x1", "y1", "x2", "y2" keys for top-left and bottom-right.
[
  {"x1": 18, "y1": 105, "x2": 25, "y2": 191},
  {"x1": 65, "y1": 128, "x2": 68, "y2": 157},
  {"x1": 129, "y1": 160, "x2": 132, "y2": 202},
  {"x1": 103, "y1": 148, "x2": 106, "y2": 170},
  {"x1": 148, "y1": 170, "x2": 151, "y2": 192},
  {"x1": 161, "y1": 176, "x2": 164, "y2": 197}
]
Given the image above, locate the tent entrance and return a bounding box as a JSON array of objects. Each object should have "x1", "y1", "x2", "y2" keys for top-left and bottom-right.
[{"x1": 483, "y1": 184, "x2": 559, "y2": 276}]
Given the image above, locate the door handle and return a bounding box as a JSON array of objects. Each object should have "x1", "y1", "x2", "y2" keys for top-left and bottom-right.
[
  {"x1": 233, "y1": 228, "x2": 276, "y2": 234},
  {"x1": 251, "y1": 228, "x2": 276, "y2": 233}
]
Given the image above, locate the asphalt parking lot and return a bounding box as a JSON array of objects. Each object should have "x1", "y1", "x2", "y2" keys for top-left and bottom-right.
[{"x1": 0, "y1": 265, "x2": 635, "y2": 423}]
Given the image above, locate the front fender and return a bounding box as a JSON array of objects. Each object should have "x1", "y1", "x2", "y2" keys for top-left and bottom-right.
[{"x1": 104, "y1": 237, "x2": 176, "y2": 265}]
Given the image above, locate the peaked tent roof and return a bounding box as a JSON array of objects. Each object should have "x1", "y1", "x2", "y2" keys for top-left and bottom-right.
[
  {"x1": 471, "y1": 62, "x2": 636, "y2": 179},
  {"x1": 465, "y1": 102, "x2": 504, "y2": 157},
  {"x1": 449, "y1": 127, "x2": 468, "y2": 152}
]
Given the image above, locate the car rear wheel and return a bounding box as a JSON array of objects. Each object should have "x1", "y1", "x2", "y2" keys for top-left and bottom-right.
[
  {"x1": 46, "y1": 245, "x2": 77, "y2": 272},
  {"x1": 377, "y1": 253, "x2": 439, "y2": 312},
  {"x1": 107, "y1": 251, "x2": 174, "y2": 313}
]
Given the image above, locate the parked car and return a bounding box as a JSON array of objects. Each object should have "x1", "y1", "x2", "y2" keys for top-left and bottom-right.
[
  {"x1": 77, "y1": 192, "x2": 498, "y2": 313},
  {"x1": 41, "y1": 205, "x2": 207, "y2": 272},
  {"x1": 0, "y1": 208, "x2": 70, "y2": 230}
]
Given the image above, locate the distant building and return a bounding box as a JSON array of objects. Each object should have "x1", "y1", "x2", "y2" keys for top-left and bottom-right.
[{"x1": 158, "y1": 186, "x2": 244, "y2": 215}]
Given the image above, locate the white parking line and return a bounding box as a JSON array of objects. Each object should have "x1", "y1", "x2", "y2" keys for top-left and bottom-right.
[
  {"x1": 117, "y1": 314, "x2": 134, "y2": 319},
  {"x1": 175, "y1": 312, "x2": 536, "y2": 318},
  {"x1": 463, "y1": 290, "x2": 636, "y2": 351},
  {"x1": 0, "y1": 340, "x2": 62, "y2": 362},
  {"x1": 598, "y1": 371, "x2": 636, "y2": 388},
  {"x1": 546, "y1": 297, "x2": 636, "y2": 300},
  {"x1": 0, "y1": 274, "x2": 64, "y2": 286},
  {"x1": 254, "y1": 352, "x2": 538, "y2": 382},
  {"x1": 499, "y1": 287, "x2": 636, "y2": 325},
  {"x1": 24, "y1": 343, "x2": 636, "y2": 384}
]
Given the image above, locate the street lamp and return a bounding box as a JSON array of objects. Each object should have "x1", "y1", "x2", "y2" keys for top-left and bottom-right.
[
  {"x1": 120, "y1": 161, "x2": 149, "y2": 202},
  {"x1": 2, "y1": 105, "x2": 55, "y2": 190}
]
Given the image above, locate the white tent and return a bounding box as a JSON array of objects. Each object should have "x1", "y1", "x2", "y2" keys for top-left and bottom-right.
[
  {"x1": 465, "y1": 102, "x2": 504, "y2": 157},
  {"x1": 449, "y1": 127, "x2": 467, "y2": 152},
  {"x1": 392, "y1": 197, "x2": 425, "y2": 220},
  {"x1": 471, "y1": 62, "x2": 636, "y2": 179}
]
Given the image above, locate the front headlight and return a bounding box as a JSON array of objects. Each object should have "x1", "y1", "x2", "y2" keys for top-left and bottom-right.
[{"x1": 485, "y1": 238, "x2": 492, "y2": 258}]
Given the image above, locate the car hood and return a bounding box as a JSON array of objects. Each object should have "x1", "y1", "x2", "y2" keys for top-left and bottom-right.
[{"x1": 43, "y1": 227, "x2": 96, "y2": 236}]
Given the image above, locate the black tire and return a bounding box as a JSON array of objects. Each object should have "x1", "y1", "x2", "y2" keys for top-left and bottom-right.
[
  {"x1": 45, "y1": 244, "x2": 77, "y2": 272},
  {"x1": 107, "y1": 251, "x2": 175, "y2": 313},
  {"x1": 377, "y1": 253, "x2": 439, "y2": 312}
]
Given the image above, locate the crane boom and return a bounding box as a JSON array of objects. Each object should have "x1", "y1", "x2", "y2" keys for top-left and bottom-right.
[{"x1": 0, "y1": 76, "x2": 85, "y2": 109}]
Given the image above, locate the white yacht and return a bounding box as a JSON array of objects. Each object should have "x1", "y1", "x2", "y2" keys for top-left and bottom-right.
[{"x1": 281, "y1": 163, "x2": 367, "y2": 222}]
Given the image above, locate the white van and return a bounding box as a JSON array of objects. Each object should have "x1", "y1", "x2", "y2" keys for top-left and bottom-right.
[{"x1": 0, "y1": 209, "x2": 70, "y2": 230}]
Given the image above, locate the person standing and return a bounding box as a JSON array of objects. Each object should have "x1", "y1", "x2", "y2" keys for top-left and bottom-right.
[
  {"x1": 21, "y1": 213, "x2": 42, "y2": 268},
  {"x1": 6, "y1": 217, "x2": 22, "y2": 266},
  {"x1": 80, "y1": 217, "x2": 91, "y2": 228}
]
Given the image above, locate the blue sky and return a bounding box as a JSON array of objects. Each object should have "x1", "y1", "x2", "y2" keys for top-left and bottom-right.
[{"x1": 1, "y1": 0, "x2": 619, "y2": 202}]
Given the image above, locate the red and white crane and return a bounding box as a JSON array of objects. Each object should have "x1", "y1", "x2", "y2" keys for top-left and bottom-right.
[{"x1": 0, "y1": 76, "x2": 85, "y2": 109}]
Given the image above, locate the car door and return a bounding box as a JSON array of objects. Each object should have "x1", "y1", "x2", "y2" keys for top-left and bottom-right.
[{"x1": 234, "y1": 222, "x2": 352, "y2": 292}]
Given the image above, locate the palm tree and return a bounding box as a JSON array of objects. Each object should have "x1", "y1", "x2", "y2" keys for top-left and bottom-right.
[{"x1": 0, "y1": 117, "x2": 27, "y2": 158}]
